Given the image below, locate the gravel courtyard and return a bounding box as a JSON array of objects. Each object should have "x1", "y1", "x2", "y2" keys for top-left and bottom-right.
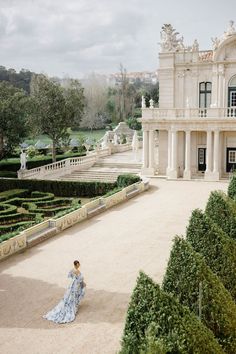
[{"x1": 0, "y1": 179, "x2": 228, "y2": 354}]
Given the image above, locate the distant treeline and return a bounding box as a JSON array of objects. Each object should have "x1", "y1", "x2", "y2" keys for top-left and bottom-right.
[{"x1": 0, "y1": 66, "x2": 34, "y2": 94}]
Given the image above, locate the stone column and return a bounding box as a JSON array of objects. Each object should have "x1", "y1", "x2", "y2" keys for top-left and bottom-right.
[
  {"x1": 212, "y1": 130, "x2": 220, "y2": 180},
  {"x1": 205, "y1": 130, "x2": 213, "y2": 180},
  {"x1": 149, "y1": 130, "x2": 155, "y2": 169},
  {"x1": 184, "y1": 130, "x2": 191, "y2": 179},
  {"x1": 142, "y1": 130, "x2": 149, "y2": 169},
  {"x1": 166, "y1": 129, "x2": 172, "y2": 175},
  {"x1": 168, "y1": 130, "x2": 178, "y2": 179}
]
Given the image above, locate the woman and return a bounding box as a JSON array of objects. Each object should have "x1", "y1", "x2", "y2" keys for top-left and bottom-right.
[{"x1": 43, "y1": 260, "x2": 86, "y2": 324}]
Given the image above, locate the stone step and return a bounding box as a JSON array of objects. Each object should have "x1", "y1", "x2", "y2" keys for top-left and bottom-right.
[{"x1": 94, "y1": 161, "x2": 142, "y2": 169}]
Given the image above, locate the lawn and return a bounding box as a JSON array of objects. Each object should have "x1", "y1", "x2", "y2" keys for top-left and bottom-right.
[{"x1": 24, "y1": 129, "x2": 106, "y2": 146}]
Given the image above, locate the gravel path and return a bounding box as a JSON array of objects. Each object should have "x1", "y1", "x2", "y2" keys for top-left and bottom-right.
[{"x1": 0, "y1": 179, "x2": 227, "y2": 354}]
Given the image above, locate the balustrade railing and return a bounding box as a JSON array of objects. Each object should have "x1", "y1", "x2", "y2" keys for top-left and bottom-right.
[
  {"x1": 17, "y1": 145, "x2": 131, "y2": 180},
  {"x1": 142, "y1": 107, "x2": 236, "y2": 120}
]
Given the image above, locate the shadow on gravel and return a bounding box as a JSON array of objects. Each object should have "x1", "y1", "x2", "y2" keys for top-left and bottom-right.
[{"x1": 0, "y1": 273, "x2": 130, "y2": 329}]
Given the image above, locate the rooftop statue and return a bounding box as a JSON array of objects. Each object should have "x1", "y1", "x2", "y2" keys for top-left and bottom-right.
[
  {"x1": 212, "y1": 20, "x2": 236, "y2": 51},
  {"x1": 211, "y1": 36, "x2": 221, "y2": 51},
  {"x1": 191, "y1": 39, "x2": 199, "y2": 52},
  {"x1": 224, "y1": 20, "x2": 236, "y2": 37},
  {"x1": 159, "y1": 24, "x2": 184, "y2": 52}
]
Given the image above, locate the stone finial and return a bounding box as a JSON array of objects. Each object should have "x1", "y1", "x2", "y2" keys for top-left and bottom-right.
[
  {"x1": 149, "y1": 98, "x2": 154, "y2": 109},
  {"x1": 141, "y1": 95, "x2": 146, "y2": 108}
]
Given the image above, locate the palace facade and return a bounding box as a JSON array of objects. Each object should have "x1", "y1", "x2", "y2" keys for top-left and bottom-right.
[{"x1": 141, "y1": 21, "x2": 236, "y2": 180}]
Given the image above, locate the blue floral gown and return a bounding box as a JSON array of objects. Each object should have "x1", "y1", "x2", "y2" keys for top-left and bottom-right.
[{"x1": 43, "y1": 270, "x2": 85, "y2": 323}]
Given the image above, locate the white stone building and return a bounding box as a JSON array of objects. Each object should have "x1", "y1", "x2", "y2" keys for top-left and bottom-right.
[{"x1": 141, "y1": 21, "x2": 236, "y2": 180}]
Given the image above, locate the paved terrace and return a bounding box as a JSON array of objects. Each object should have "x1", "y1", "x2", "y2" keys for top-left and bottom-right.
[{"x1": 0, "y1": 179, "x2": 227, "y2": 354}]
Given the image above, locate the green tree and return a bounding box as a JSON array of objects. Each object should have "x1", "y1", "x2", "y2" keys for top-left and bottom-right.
[
  {"x1": 30, "y1": 74, "x2": 84, "y2": 162},
  {"x1": 162, "y1": 236, "x2": 236, "y2": 353},
  {"x1": 121, "y1": 271, "x2": 224, "y2": 354},
  {"x1": 0, "y1": 81, "x2": 31, "y2": 159}
]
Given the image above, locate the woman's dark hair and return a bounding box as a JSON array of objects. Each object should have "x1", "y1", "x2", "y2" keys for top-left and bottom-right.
[{"x1": 74, "y1": 260, "x2": 80, "y2": 266}]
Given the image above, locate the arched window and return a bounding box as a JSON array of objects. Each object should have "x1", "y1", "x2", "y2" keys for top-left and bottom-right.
[
  {"x1": 228, "y1": 75, "x2": 236, "y2": 107},
  {"x1": 199, "y1": 82, "x2": 212, "y2": 108}
]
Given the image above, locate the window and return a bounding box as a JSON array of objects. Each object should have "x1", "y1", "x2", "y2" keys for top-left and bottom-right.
[
  {"x1": 229, "y1": 150, "x2": 236, "y2": 163},
  {"x1": 199, "y1": 82, "x2": 212, "y2": 108},
  {"x1": 230, "y1": 92, "x2": 236, "y2": 107}
]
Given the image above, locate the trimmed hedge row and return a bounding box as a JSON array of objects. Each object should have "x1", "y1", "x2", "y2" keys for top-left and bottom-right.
[
  {"x1": 117, "y1": 174, "x2": 141, "y2": 188},
  {"x1": 0, "y1": 221, "x2": 35, "y2": 236},
  {"x1": 205, "y1": 191, "x2": 236, "y2": 240},
  {"x1": 0, "y1": 179, "x2": 117, "y2": 197},
  {"x1": 2, "y1": 192, "x2": 56, "y2": 206},
  {"x1": 187, "y1": 209, "x2": 236, "y2": 302},
  {"x1": 0, "y1": 152, "x2": 86, "y2": 172},
  {"x1": 228, "y1": 174, "x2": 236, "y2": 199},
  {"x1": 0, "y1": 204, "x2": 17, "y2": 215},
  {"x1": 120, "y1": 271, "x2": 224, "y2": 354},
  {"x1": 162, "y1": 236, "x2": 236, "y2": 353},
  {"x1": 0, "y1": 189, "x2": 29, "y2": 202},
  {"x1": 0, "y1": 212, "x2": 39, "y2": 225}
]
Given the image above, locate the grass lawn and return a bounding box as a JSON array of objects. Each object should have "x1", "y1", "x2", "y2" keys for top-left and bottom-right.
[{"x1": 24, "y1": 129, "x2": 106, "y2": 145}]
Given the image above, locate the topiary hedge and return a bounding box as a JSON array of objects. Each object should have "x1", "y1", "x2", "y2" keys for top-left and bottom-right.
[
  {"x1": 120, "y1": 271, "x2": 224, "y2": 354},
  {"x1": 0, "y1": 203, "x2": 17, "y2": 215},
  {"x1": 162, "y1": 236, "x2": 236, "y2": 353},
  {"x1": 205, "y1": 190, "x2": 236, "y2": 240},
  {"x1": 117, "y1": 174, "x2": 141, "y2": 188},
  {"x1": 186, "y1": 209, "x2": 236, "y2": 302},
  {"x1": 0, "y1": 212, "x2": 38, "y2": 225},
  {"x1": 0, "y1": 221, "x2": 35, "y2": 236},
  {"x1": 0, "y1": 189, "x2": 29, "y2": 202},
  {"x1": 228, "y1": 174, "x2": 236, "y2": 200},
  {"x1": 0, "y1": 179, "x2": 117, "y2": 197}
]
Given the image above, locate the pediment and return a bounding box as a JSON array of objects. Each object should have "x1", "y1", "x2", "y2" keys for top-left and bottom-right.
[{"x1": 214, "y1": 35, "x2": 236, "y2": 62}]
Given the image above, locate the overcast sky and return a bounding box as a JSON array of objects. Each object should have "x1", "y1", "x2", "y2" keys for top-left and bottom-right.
[{"x1": 0, "y1": 0, "x2": 236, "y2": 78}]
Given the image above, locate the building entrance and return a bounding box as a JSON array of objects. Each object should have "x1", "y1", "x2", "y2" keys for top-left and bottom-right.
[
  {"x1": 198, "y1": 148, "x2": 206, "y2": 171},
  {"x1": 226, "y1": 147, "x2": 236, "y2": 172}
]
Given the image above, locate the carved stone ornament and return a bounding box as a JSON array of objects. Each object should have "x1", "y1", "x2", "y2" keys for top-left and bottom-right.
[
  {"x1": 211, "y1": 20, "x2": 236, "y2": 51},
  {"x1": 159, "y1": 24, "x2": 185, "y2": 52}
]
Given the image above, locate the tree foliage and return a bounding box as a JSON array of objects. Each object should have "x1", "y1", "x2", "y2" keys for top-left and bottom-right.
[
  {"x1": 228, "y1": 175, "x2": 236, "y2": 200},
  {"x1": 0, "y1": 66, "x2": 33, "y2": 94},
  {"x1": 205, "y1": 190, "x2": 236, "y2": 240},
  {"x1": 0, "y1": 81, "x2": 31, "y2": 159},
  {"x1": 30, "y1": 74, "x2": 84, "y2": 161},
  {"x1": 162, "y1": 236, "x2": 236, "y2": 353},
  {"x1": 121, "y1": 271, "x2": 224, "y2": 354},
  {"x1": 186, "y1": 208, "x2": 236, "y2": 302}
]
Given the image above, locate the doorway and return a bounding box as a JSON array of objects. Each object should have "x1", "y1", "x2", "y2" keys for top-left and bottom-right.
[{"x1": 198, "y1": 148, "x2": 206, "y2": 171}]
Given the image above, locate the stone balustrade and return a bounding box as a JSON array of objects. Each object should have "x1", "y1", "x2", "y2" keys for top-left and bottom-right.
[
  {"x1": 142, "y1": 107, "x2": 236, "y2": 120},
  {"x1": 17, "y1": 145, "x2": 133, "y2": 180},
  {"x1": 0, "y1": 180, "x2": 149, "y2": 262}
]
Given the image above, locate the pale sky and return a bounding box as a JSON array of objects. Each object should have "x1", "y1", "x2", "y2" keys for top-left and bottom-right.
[{"x1": 0, "y1": 0, "x2": 236, "y2": 78}]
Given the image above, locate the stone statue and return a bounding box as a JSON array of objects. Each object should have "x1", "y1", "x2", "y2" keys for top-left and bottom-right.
[
  {"x1": 113, "y1": 133, "x2": 118, "y2": 145},
  {"x1": 149, "y1": 98, "x2": 154, "y2": 109},
  {"x1": 101, "y1": 131, "x2": 109, "y2": 149},
  {"x1": 141, "y1": 95, "x2": 146, "y2": 108},
  {"x1": 225, "y1": 20, "x2": 236, "y2": 36},
  {"x1": 20, "y1": 150, "x2": 27, "y2": 170},
  {"x1": 191, "y1": 39, "x2": 199, "y2": 52},
  {"x1": 211, "y1": 36, "x2": 221, "y2": 51},
  {"x1": 159, "y1": 24, "x2": 183, "y2": 52},
  {"x1": 132, "y1": 130, "x2": 139, "y2": 153}
]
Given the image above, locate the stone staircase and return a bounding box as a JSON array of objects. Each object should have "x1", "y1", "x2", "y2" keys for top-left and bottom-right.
[{"x1": 58, "y1": 160, "x2": 142, "y2": 182}]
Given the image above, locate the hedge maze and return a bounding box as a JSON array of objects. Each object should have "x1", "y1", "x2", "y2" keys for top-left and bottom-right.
[
  {"x1": 0, "y1": 189, "x2": 75, "y2": 242},
  {"x1": 120, "y1": 175, "x2": 236, "y2": 353}
]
